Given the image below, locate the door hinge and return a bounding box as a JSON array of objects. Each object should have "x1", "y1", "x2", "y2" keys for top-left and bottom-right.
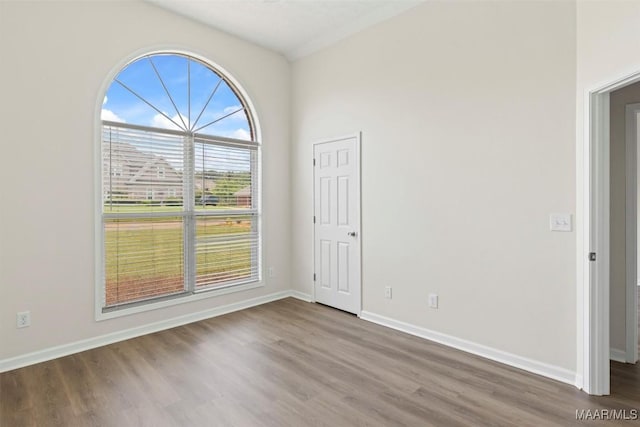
[
  {"x1": 313, "y1": 158, "x2": 316, "y2": 166},
  {"x1": 313, "y1": 216, "x2": 316, "y2": 223},
  {"x1": 313, "y1": 273, "x2": 316, "y2": 281},
  {"x1": 589, "y1": 252, "x2": 597, "y2": 261}
]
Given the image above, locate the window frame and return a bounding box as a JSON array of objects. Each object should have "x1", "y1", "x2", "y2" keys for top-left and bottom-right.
[{"x1": 94, "y1": 50, "x2": 263, "y2": 321}]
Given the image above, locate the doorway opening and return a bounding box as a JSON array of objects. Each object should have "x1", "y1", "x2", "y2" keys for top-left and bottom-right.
[{"x1": 583, "y1": 73, "x2": 640, "y2": 396}]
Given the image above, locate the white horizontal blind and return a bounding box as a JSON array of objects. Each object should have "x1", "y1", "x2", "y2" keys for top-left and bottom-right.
[
  {"x1": 105, "y1": 217, "x2": 185, "y2": 305},
  {"x1": 103, "y1": 125, "x2": 187, "y2": 307},
  {"x1": 194, "y1": 138, "x2": 259, "y2": 289},
  {"x1": 102, "y1": 123, "x2": 259, "y2": 309},
  {"x1": 195, "y1": 216, "x2": 258, "y2": 288},
  {"x1": 103, "y1": 126, "x2": 184, "y2": 211}
]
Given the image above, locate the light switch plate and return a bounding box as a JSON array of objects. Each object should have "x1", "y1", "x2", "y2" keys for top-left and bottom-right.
[
  {"x1": 428, "y1": 294, "x2": 438, "y2": 309},
  {"x1": 550, "y1": 213, "x2": 572, "y2": 232}
]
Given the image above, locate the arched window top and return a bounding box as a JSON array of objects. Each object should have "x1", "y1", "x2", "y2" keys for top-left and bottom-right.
[{"x1": 101, "y1": 52, "x2": 255, "y2": 141}]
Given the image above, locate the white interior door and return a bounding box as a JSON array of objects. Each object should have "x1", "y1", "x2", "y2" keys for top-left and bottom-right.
[{"x1": 313, "y1": 134, "x2": 361, "y2": 314}]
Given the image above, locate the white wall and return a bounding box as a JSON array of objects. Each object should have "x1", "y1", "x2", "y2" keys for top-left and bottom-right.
[
  {"x1": 292, "y1": 1, "x2": 577, "y2": 371},
  {"x1": 608, "y1": 81, "x2": 640, "y2": 353},
  {"x1": 0, "y1": 0, "x2": 290, "y2": 361}
]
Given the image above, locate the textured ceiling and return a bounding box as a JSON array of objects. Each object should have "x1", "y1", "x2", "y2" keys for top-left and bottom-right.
[{"x1": 147, "y1": 0, "x2": 423, "y2": 60}]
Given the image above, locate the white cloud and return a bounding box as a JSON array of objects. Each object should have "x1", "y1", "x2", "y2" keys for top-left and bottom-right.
[
  {"x1": 150, "y1": 112, "x2": 188, "y2": 130},
  {"x1": 101, "y1": 109, "x2": 125, "y2": 123},
  {"x1": 229, "y1": 128, "x2": 250, "y2": 140},
  {"x1": 103, "y1": 96, "x2": 108, "y2": 105},
  {"x1": 223, "y1": 105, "x2": 241, "y2": 114},
  {"x1": 223, "y1": 105, "x2": 245, "y2": 119}
]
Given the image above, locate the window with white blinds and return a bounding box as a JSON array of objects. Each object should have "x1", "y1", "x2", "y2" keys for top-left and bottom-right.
[{"x1": 99, "y1": 52, "x2": 260, "y2": 312}]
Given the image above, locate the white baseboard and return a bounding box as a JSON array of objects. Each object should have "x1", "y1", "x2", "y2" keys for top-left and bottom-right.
[
  {"x1": 610, "y1": 348, "x2": 627, "y2": 363},
  {"x1": 360, "y1": 310, "x2": 579, "y2": 388},
  {"x1": 0, "y1": 290, "x2": 293, "y2": 373},
  {"x1": 290, "y1": 290, "x2": 313, "y2": 302}
]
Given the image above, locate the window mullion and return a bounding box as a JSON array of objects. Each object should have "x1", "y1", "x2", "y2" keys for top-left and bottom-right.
[{"x1": 184, "y1": 134, "x2": 196, "y2": 293}]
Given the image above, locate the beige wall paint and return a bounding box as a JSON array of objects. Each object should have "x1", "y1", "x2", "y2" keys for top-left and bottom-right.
[
  {"x1": 577, "y1": 1, "x2": 640, "y2": 372},
  {"x1": 292, "y1": 1, "x2": 576, "y2": 370},
  {"x1": 608, "y1": 81, "x2": 640, "y2": 353},
  {"x1": 0, "y1": 1, "x2": 290, "y2": 360}
]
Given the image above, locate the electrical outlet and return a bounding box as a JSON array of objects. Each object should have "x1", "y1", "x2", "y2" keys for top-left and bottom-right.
[
  {"x1": 16, "y1": 311, "x2": 31, "y2": 328},
  {"x1": 428, "y1": 294, "x2": 439, "y2": 309},
  {"x1": 268, "y1": 267, "x2": 275, "y2": 278},
  {"x1": 384, "y1": 286, "x2": 392, "y2": 299}
]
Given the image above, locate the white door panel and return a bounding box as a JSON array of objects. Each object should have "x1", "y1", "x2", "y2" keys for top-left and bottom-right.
[{"x1": 313, "y1": 135, "x2": 361, "y2": 314}]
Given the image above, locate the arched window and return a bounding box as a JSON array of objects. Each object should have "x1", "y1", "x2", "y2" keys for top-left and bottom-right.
[{"x1": 99, "y1": 52, "x2": 260, "y2": 314}]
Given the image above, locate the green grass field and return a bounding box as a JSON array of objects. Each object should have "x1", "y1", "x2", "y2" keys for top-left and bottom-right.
[{"x1": 104, "y1": 217, "x2": 253, "y2": 306}]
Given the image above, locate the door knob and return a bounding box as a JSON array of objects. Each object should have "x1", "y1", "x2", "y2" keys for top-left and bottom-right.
[{"x1": 348, "y1": 231, "x2": 357, "y2": 237}]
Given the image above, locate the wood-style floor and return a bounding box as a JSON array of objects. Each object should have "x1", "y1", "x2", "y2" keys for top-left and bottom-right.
[{"x1": 1, "y1": 297, "x2": 639, "y2": 426}]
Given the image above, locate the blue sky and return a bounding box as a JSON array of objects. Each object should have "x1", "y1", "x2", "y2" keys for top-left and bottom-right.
[{"x1": 102, "y1": 54, "x2": 251, "y2": 140}]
